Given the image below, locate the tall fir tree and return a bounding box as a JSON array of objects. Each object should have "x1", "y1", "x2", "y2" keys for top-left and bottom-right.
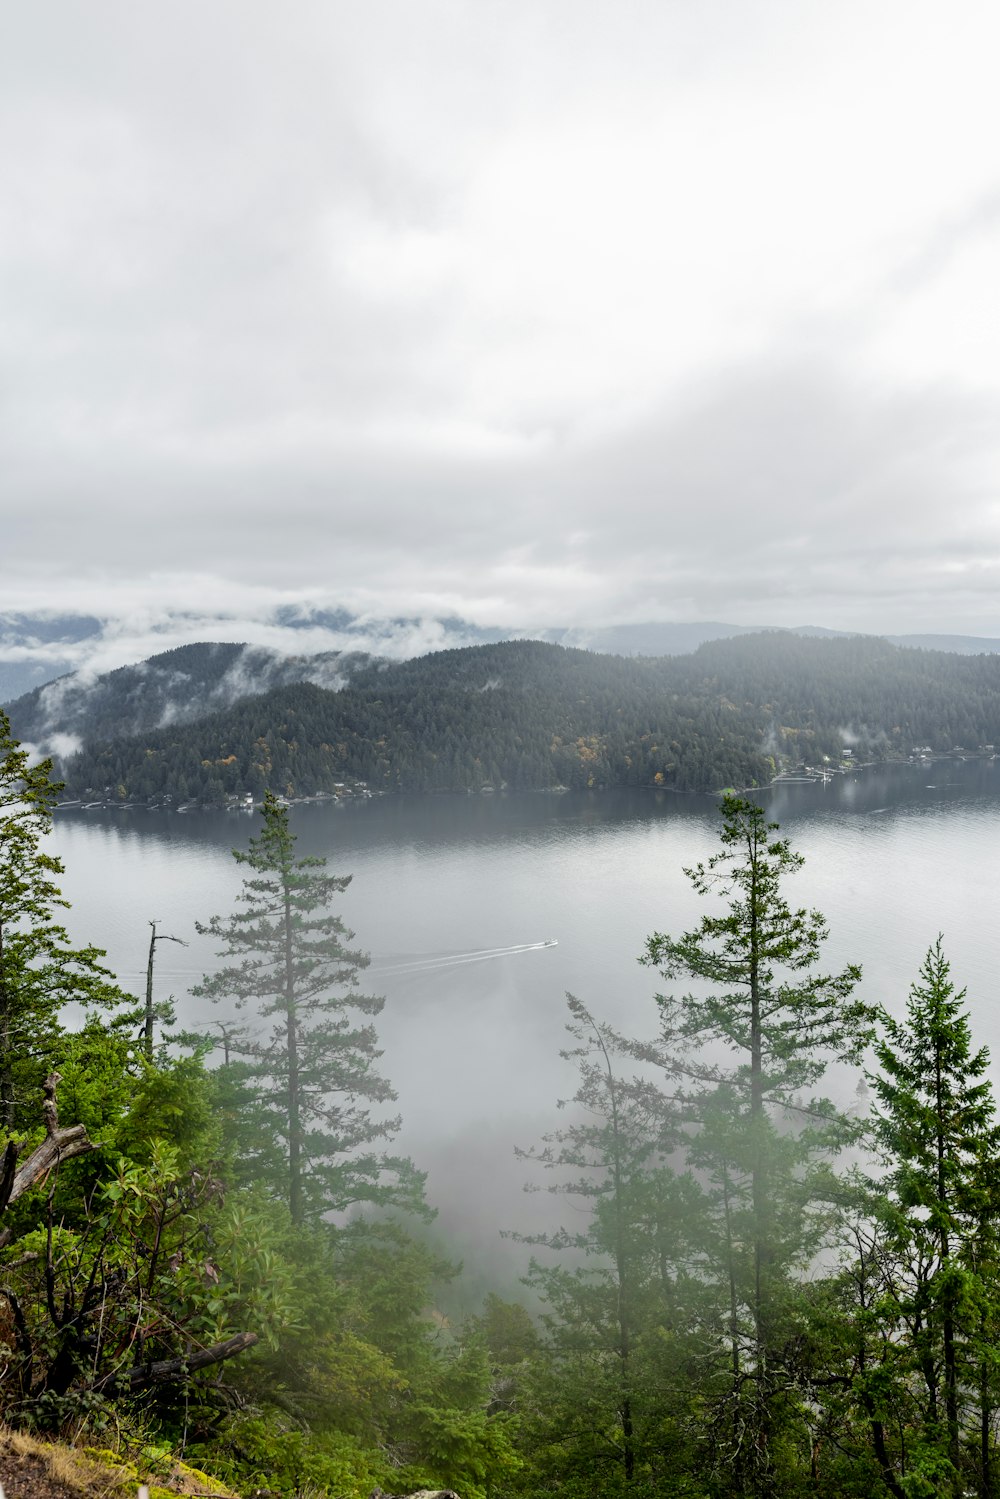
[
  {"x1": 194, "y1": 792, "x2": 425, "y2": 1224},
  {"x1": 638, "y1": 794, "x2": 869, "y2": 1496}
]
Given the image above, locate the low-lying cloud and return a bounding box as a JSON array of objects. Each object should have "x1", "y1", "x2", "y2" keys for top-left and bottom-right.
[{"x1": 0, "y1": 597, "x2": 513, "y2": 706}]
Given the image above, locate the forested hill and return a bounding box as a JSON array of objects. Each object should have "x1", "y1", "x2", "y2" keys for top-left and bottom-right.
[
  {"x1": 3, "y1": 639, "x2": 370, "y2": 751},
  {"x1": 35, "y1": 632, "x2": 1000, "y2": 804}
]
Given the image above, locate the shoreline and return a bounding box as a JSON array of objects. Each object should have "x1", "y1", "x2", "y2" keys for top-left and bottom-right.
[{"x1": 52, "y1": 749, "x2": 996, "y2": 816}]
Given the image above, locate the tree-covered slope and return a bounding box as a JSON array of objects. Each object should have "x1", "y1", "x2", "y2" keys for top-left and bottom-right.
[
  {"x1": 43, "y1": 633, "x2": 1000, "y2": 803},
  {"x1": 4, "y1": 640, "x2": 368, "y2": 753},
  {"x1": 57, "y1": 639, "x2": 766, "y2": 800},
  {"x1": 674, "y1": 630, "x2": 1000, "y2": 752}
]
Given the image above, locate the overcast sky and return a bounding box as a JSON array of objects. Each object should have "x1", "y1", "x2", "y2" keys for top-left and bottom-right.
[{"x1": 5, "y1": 0, "x2": 1000, "y2": 649}]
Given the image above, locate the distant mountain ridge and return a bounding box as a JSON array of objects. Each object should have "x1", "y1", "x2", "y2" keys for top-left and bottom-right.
[
  {"x1": 0, "y1": 609, "x2": 512, "y2": 702},
  {"x1": 0, "y1": 612, "x2": 105, "y2": 700},
  {"x1": 551, "y1": 621, "x2": 1000, "y2": 657},
  {"x1": 6, "y1": 606, "x2": 1000, "y2": 704}
]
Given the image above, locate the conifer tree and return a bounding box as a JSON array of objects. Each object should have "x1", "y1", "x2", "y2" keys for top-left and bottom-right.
[
  {"x1": 0, "y1": 710, "x2": 123, "y2": 1130},
  {"x1": 194, "y1": 792, "x2": 425, "y2": 1225},
  {"x1": 513, "y1": 996, "x2": 705, "y2": 1492},
  {"x1": 639, "y1": 794, "x2": 869, "y2": 1495},
  {"x1": 867, "y1": 939, "x2": 1000, "y2": 1497}
]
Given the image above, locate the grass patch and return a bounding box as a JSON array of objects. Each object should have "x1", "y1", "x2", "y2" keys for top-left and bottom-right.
[{"x1": 0, "y1": 1427, "x2": 240, "y2": 1498}]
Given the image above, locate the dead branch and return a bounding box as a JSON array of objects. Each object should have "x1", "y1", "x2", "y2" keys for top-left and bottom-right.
[
  {"x1": 0, "y1": 1073, "x2": 96, "y2": 1249},
  {"x1": 6, "y1": 1072, "x2": 95, "y2": 1206},
  {"x1": 93, "y1": 1330, "x2": 259, "y2": 1394}
]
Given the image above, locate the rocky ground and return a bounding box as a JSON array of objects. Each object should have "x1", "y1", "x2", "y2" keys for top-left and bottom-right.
[{"x1": 0, "y1": 1434, "x2": 95, "y2": 1499}]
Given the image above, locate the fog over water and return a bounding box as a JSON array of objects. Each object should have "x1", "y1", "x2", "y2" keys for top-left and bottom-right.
[{"x1": 49, "y1": 763, "x2": 1000, "y2": 1285}]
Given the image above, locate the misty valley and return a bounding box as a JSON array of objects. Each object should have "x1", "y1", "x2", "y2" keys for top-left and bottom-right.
[{"x1": 11, "y1": 2, "x2": 1000, "y2": 1491}]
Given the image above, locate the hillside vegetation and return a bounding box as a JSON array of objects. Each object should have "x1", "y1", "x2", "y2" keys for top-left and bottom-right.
[{"x1": 25, "y1": 632, "x2": 1000, "y2": 804}]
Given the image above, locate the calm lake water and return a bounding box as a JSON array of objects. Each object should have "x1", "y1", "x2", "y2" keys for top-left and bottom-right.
[{"x1": 49, "y1": 761, "x2": 1000, "y2": 1284}]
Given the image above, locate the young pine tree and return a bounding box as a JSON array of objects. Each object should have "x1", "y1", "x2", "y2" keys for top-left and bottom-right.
[
  {"x1": 194, "y1": 792, "x2": 425, "y2": 1225},
  {"x1": 866, "y1": 939, "x2": 1000, "y2": 1498}
]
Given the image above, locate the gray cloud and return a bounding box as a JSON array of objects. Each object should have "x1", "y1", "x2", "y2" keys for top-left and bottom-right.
[{"x1": 4, "y1": 2, "x2": 1000, "y2": 640}]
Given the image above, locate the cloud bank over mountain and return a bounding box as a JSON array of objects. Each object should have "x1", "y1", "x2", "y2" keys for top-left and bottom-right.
[{"x1": 0, "y1": 599, "x2": 510, "y2": 702}]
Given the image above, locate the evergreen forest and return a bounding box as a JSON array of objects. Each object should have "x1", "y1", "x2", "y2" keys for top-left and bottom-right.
[
  {"x1": 10, "y1": 632, "x2": 1000, "y2": 806},
  {"x1": 4, "y1": 704, "x2": 1000, "y2": 1499}
]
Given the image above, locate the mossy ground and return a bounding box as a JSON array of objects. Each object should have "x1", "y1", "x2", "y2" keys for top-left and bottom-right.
[{"x1": 0, "y1": 1429, "x2": 240, "y2": 1499}]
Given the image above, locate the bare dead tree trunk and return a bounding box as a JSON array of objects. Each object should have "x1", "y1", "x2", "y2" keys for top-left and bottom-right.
[{"x1": 144, "y1": 921, "x2": 186, "y2": 1060}]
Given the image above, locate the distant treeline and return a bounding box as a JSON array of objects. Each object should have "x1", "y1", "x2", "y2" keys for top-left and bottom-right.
[{"x1": 28, "y1": 632, "x2": 1000, "y2": 803}]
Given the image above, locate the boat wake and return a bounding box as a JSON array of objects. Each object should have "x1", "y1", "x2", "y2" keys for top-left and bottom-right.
[{"x1": 371, "y1": 940, "x2": 558, "y2": 976}]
